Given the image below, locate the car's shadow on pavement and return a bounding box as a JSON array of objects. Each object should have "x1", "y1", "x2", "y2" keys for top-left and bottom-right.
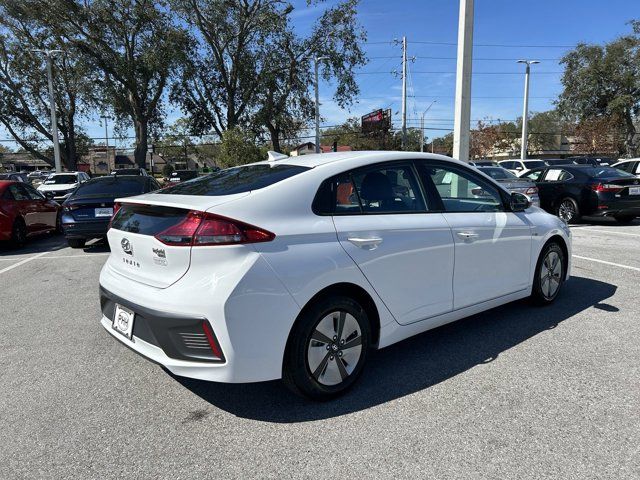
[
  {"x1": 0, "y1": 233, "x2": 67, "y2": 256},
  {"x1": 171, "y1": 276, "x2": 616, "y2": 423}
]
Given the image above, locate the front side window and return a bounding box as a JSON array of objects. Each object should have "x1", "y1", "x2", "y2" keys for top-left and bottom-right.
[
  {"x1": 522, "y1": 169, "x2": 544, "y2": 181},
  {"x1": 420, "y1": 164, "x2": 504, "y2": 213},
  {"x1": 8, "y1": 184, "x2": 30, "y2": 200}
]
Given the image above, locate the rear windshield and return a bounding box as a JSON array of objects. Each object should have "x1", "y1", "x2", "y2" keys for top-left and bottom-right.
[
  {"x1": 43, "y1": 174, "x2": 77, "y2": 184},
  {"x1": 74, "y1": 177, "x2": 147, "y2": 196},
  {"x1": 111, "y1": 204, "x2": 189, "y2": 235},
  {"x1": 479, "y1": 167, "x2": 517, "y2": 180},
  {"x1": 588, "y1": 167, "x2": 635, "y2": 178},
  {"x1": 523, "y1": 161, "x2": 546, "y2": 169},
  {"x1": 158, "y1": 164, "x2": 310, "y2": 196}
]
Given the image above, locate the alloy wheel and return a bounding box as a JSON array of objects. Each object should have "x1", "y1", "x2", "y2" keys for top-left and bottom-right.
[
  {"x1": 307, "y1": 311, "x2": 363, "y2": 386},
  {"x1": 540, "y1": 250, "x2": 562, "y2": 299},
  {"x1": 558, "y1": 200, "x2": 576, "y2": 222}
]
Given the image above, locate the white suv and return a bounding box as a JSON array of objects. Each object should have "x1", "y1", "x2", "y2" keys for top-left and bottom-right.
[
  {"x1": 498, "y1": 159, "x2": 547, "y2": 176},
  {"x1": 37, "y1": 171, "x2": 90, "y2": 202},
  {"x1": 99, "y1": 152, "x2": 571, "y2": 400}
]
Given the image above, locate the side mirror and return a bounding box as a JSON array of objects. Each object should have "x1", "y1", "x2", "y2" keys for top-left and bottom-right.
[
  {"x1": 510, "y1": 192, "x2": 531, "y2": 212},
  {"x1": 515, "y1": 166, "x2": 523, "y2": 171}
]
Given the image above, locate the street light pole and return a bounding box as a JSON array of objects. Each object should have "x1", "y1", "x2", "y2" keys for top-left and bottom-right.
[
  {"x1": 420, "y1": 100, "x2": 437, "y2": 152},
  {"x1": 518, "y1": 60, "x2": 540, "y2": 160},
  {"x1": 35, "y1": 49, "x2": 63, "y2": 172},
  {"x1": 314, "y1": 56, "x2": 329, "y2": 154}
]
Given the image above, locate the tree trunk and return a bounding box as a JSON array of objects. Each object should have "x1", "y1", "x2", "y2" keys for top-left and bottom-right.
[
  {"x1": 64, "y1": 117, "x2": 78, "y2": 171},
  {"x1": 134, "y1": 119, "x2": 149, "y2": 168},
  {"x1": 267, "y1": 123, "x2": 281, "y2": 152},
  {"x1": 624, "y1": 111, "x2": 638, "y2": 157}
]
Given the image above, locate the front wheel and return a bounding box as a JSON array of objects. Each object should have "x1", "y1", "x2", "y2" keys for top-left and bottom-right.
[
  {"x1": 283, "y1": 296, "x2": 371, "y2": 400},
  {"x1": 10, "y1": 219, "x2": 27, "y2": 248},
  {"x1": 531, "y1": 242, "x2": 565, "y2": 304}
]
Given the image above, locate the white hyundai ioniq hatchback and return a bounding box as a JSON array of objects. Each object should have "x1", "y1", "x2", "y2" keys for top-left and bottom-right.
[{"x1": 99, "y1": 152, "x2": 571, "y2": 400}]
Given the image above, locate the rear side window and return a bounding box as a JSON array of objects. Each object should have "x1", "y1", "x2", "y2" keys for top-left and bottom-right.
[
  {"x1": 588, "y1": 167, "x2": 635, "y2": 178},
  {"x1": 314, "y1": 164, "x2": 427, "y2": 215},
  {"x1": 544, "y1": 169, "x2": 573, "y2": 182},
  {"x1": 158, "y1": 164, "x2": 310, "y2": 196},
  {"x1": 75, "y1": 178, "x2": 147, "y2": 196}
]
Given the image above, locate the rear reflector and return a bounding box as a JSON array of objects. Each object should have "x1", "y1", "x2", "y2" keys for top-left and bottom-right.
[
  {"x1": 201, "y1": 320, "x2": 224, "y2": 360},
  {"x1": 155, "y1": 211, "x2": 275, "y2": 246}
]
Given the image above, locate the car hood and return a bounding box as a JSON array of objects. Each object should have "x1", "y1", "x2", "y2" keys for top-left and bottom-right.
[{"x1": 38, "y1": 183, "x2": 78, "y2": 191}]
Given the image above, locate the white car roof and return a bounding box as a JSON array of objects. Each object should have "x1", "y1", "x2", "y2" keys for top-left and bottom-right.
[{"x1": 253, "y1": 151, "x2": 458, "y2": 169}]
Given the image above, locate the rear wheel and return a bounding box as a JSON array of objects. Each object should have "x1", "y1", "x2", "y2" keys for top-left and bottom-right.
[
  {"x1": 10, "y1": 219, "x2": 27, "y2": 248},
  {"x1": 614, "y1": 215, "x2": 636, "y2": 224},
  {"x1": 531, "y1": 242, "x2": 565, "y2": 304},
  {"x1": 67, "y1": 238, "x2": 86, "y2": 249},
  {"x1": 55, "y1": 211, "x2": 63, "y2": 233},
  {"x1": 557, "y1": 197, "x2": 580, "y2": 224},
  {"x1": 283, "y1": 296, "x2": 371, "y2": 400}
]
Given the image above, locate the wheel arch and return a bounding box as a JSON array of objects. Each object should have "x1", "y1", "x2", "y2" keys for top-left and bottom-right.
[
  {"x1": 543, "y1": 234, "x2": 569, "y2": 281},
  {"x1": 288, "y1": 282, "x2": 381, "y2": 349}
]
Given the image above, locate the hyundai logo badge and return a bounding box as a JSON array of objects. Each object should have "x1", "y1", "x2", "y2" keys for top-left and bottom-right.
[{"x1": 121, "y1": 238, "x2": 133, "y2": 255}]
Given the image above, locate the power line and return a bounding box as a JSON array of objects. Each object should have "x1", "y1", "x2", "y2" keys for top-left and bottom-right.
[{"x1": 410, "y1": 40, "x2": 576, "y2": 48}]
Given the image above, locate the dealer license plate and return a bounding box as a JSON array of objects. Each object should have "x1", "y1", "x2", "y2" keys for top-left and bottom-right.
[
  {"x1": 112, "y1": 304, "x2": 135, "y2": 339},
  {"x1": 95, "y1": 207, "x2": 114, "y2": 217}
]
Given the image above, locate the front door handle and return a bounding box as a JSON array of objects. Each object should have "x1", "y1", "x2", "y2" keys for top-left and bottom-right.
[
  {"x1": 456, "y1": 231, "x2": 479, "y2": 241},
  {"x1": 347, "y1": 237, "x2": 383, "y2": 250}
]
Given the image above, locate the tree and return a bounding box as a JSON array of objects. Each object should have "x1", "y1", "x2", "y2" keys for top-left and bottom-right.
[
  {"x1": 557, "y1": 20, "x2": 640, "y2": 156},
  {"x1": 216, "y1": 127, "x2": 265, "y2": 169},
  {"x1": 526, "y1": 110, "x2": 565, "y2": 154},
  {"x1": 170, "y1": 0, "x2": 366, "y2": 151},
  {"x1": 19, "y1": 0, "x2": 189, "y2": 167},
  {"x1": 0, "y1": 5, "x2": 92, "y2": 170}
]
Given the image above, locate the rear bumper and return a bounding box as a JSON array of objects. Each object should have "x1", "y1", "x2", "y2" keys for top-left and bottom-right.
[
  {"x1": 62, "y1": 216, "x2": 109, "y2": 239},
  {"x1": 98, "y1": 250, "x2": 301, "y2": 383}
]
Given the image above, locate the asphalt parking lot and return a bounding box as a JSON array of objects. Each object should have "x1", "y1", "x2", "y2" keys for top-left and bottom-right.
[{"x1": 1, "y1": 219, "x2": 639, "y2": 479}]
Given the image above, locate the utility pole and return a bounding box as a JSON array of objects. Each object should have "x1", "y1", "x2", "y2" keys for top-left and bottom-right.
[
  {"x1": 401, "y1": 36, "x2": 408, "y2": 150},
  {"x1": 453, "y1": 0, "x2": 474, "y2": 162},
  {"x1": 314, "y1": 56, "x2": 329, "y2": 154},
  {"x1": 35, "y1": 49, "x2": 63, "y2": 172},
  {"x1": 518, "y1": 60, "x2": 540, "y2": 160},
  {"x1": 420, "y1": 100, "x2": 437, "y2": 152},
  {"x1": 100, "y1": 115, "x2": 110, "y2": 171}
]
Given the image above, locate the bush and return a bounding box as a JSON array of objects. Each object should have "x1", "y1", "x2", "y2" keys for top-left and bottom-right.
[{"x1": 162, "y1": 163, "x2": 174, "y2": 178}]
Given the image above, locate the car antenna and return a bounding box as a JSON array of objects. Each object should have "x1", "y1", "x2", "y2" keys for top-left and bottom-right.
[{"x1": 267, "y1": 151, "x2": 288, "y2": 162}]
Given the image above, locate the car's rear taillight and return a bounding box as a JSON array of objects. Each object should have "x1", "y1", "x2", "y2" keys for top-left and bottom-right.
[
  {"x1": 201, "y1": 320, "x2": 224, "y2": 360},
  {"x1": 155, "y1": 211, "x2": 275, "y2": 246},
  {"x1": 590, "y1": 183, "x2": 624, "y2": 193},
  {"x1": 108, "y1": 202, "x2": 122, "y2": 229},
  {"x1": 525, "y1": 186, "x2": 538, "y2": 195}
]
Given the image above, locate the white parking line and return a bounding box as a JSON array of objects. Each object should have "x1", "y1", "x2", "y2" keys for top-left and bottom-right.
[
  {"x1": 573, "y1": 255, "x2": 640, "y2": 272},
  {"x1": 0, "y1": 252, "x2": 49, "y2": 275},
  {"x1": 572, "y1": 228, "x2": 640, "y2": 237},
  {"x1": 35, "y1": 254, "x2": 110, "y2": 259}
]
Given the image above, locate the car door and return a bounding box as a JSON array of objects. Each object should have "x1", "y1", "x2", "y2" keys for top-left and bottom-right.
[
  {"x1": 331, "y1": 162, "x2": 455, "y2": 325},
  {"x1": 417, "y1": 161, "x2": 533, "y2": 310},
  {"x1": 23, "y1": 183, "x2": 57, "y2": 230},
  {"x1": 522, "y1": 168, "x2": 551, "y2": 211},
  {"x1": 538, "y1": 168, "x2": 575, "y2": 211},
  {"x1": 8, "y1": 184, "x2": 40, "y2": 232}
]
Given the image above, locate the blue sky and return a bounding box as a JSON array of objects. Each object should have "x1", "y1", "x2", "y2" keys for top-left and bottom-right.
[{"x1": 4, "y1": 0, "x2": 638, "y2": 150}]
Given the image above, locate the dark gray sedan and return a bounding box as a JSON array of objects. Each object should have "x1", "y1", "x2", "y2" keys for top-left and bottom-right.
[{"x1": 476, "y1": 166, "x2": 540, "y2": 206}]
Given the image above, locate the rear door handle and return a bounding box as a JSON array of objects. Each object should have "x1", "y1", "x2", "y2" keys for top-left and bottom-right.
[
  {"x1": 347, "y1": 237, "x2": 383, "y2": 250},
  {"x1": 456, "y1": 231, "x2": 479, "y2": 241}
]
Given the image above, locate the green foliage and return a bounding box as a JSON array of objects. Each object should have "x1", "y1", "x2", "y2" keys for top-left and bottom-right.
[
  {"x1": 217, "y1": 128, "x2": 266, "y2": 169},
  {"x1": 162, "y1": 162, "x2": 174, "y2": 178},
  {"x1": 557, "y1": 21, "x2": 640, "y2": 155}
]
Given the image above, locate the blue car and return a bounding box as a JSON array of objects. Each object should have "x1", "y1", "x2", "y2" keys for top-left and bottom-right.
[{"x1": 61, "y1": 175, "x2": 161, "y2": 248}]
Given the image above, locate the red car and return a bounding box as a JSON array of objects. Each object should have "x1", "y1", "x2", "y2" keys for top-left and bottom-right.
[{"x1": 0, "y1": 180, "x2": 61, "y2": 246}]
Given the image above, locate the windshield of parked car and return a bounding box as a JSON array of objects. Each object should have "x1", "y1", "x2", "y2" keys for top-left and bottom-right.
[
  {"x1": 523, "y1": 161, "x2": 546, "y2": 169},
  {"x1": 479, "y1": 167, "x2": 517, "y2": 180},
  {"x1": 159, "y1": 164, "x2": 310, "y2": 195},
  {"x1": 73, "y1": 177, "x2": 147, "y2": 196},
  {"x1": 43, "y1": 174, "x2": 78, "y2": 185},
  {"x1": 587, "y1": 167, "x2": 636, "y2": 179}
]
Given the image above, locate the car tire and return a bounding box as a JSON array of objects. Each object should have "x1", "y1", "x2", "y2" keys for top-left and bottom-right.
[
  {"x1": 55, "y1": 212, "x2": 63, "y2": 234},
  {"x1": 531, "y1": 242, "x2": 565, "y2": 305},
  {"x1": 556, "y1": 197, "x2": 580, "y2": 224},
  {"x1": 283, "y1": 296, "x2": 371, "y2": 401},
  {"x1": 67, "y1": 238, "x2": 86, "y2": 249},
  {"x1": 613, "y1": 215, "x2": 635, "y2": 224},
  {"x1": 10, "y1": 219, "x2": 27, "y2": 248}
]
